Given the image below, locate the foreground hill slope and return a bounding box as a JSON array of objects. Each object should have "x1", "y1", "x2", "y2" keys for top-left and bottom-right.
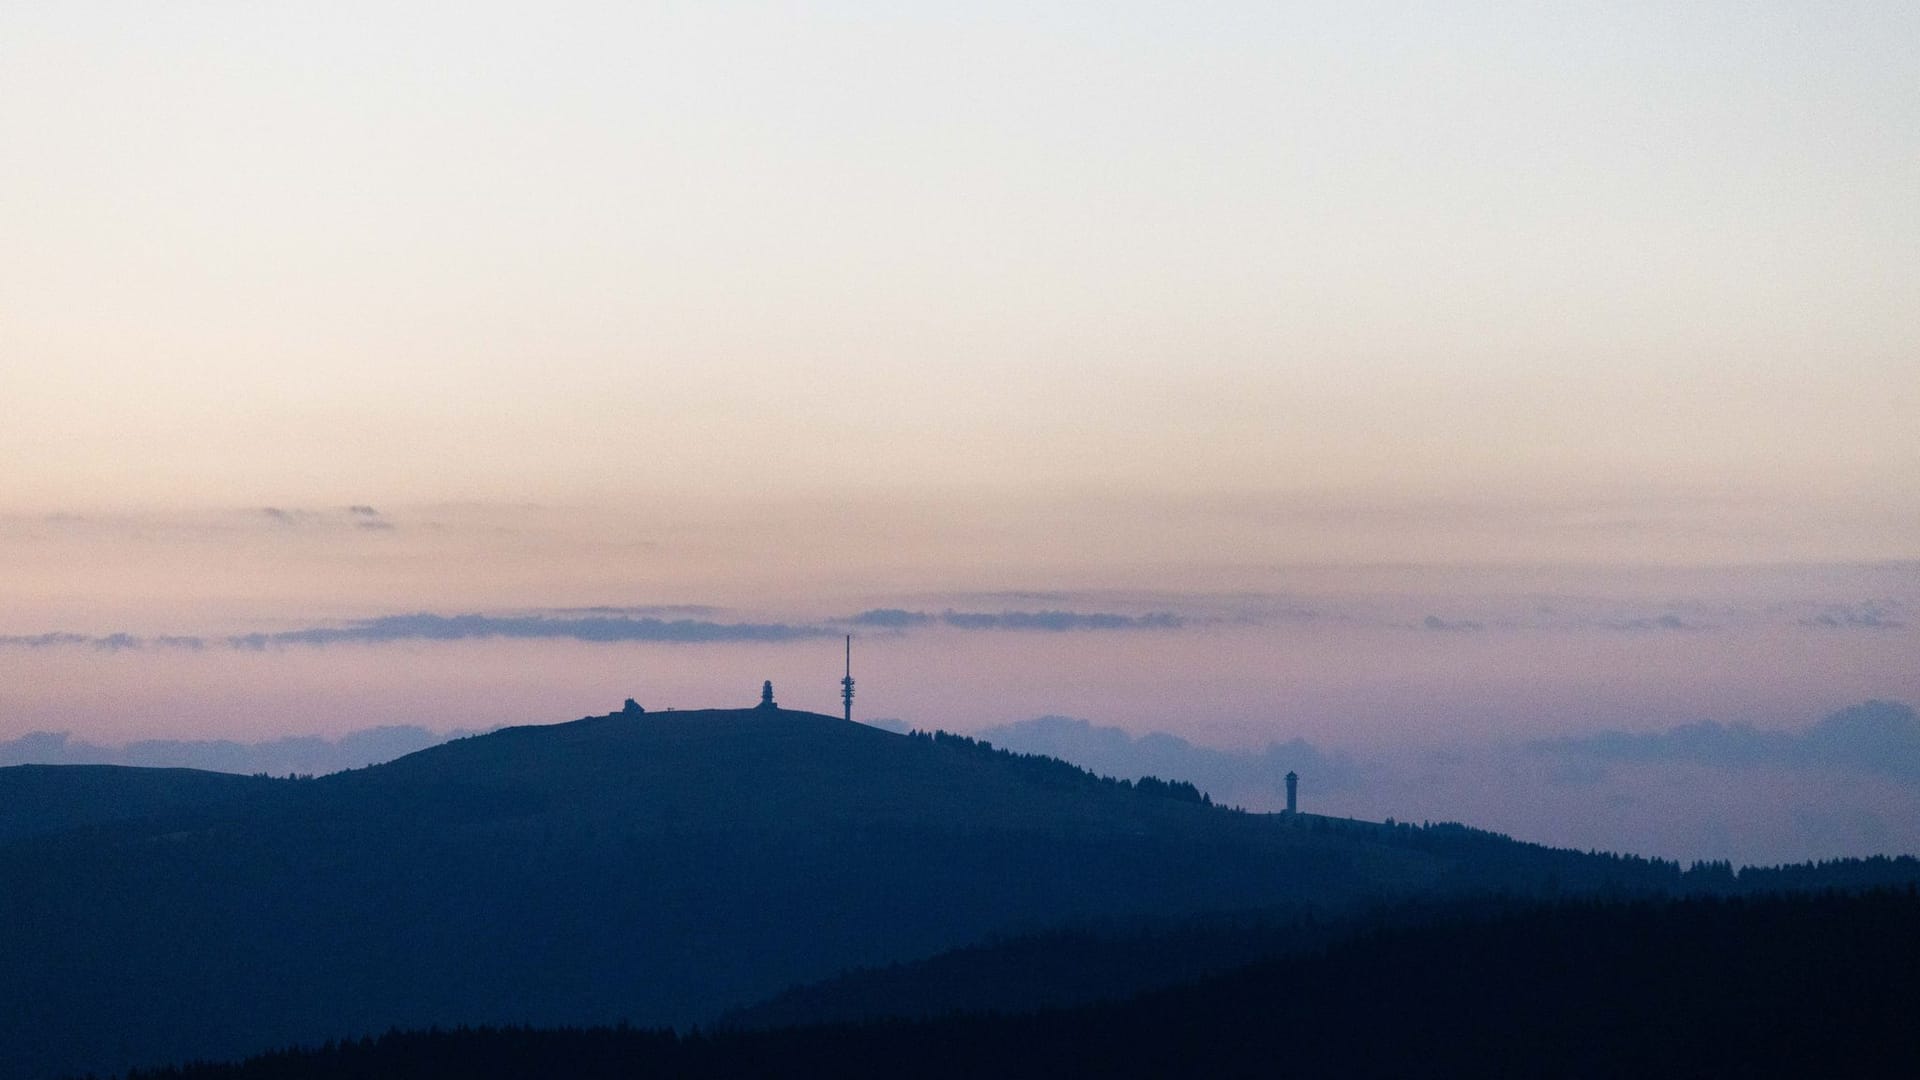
[
  {"x1": 722, "y1": 849, "x2": 1920, "y2": 1031},
  {"x1": 0, "y1": 706, "x2": 1874, "y2": 1078},
  {"x1": 129, "y1": 891, "x2": 1920, "y2": 1080}
]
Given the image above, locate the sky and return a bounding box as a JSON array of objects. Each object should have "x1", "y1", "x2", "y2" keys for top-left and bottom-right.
[{"x1": 3, "y1": 3, "x2": 1917, "y2": 859}]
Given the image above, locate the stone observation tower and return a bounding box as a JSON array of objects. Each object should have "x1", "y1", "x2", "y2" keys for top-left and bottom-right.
[
  {"x1": 1286, "y1": 770, "x2": 1298, "y2": 814},
  {"x1": 758, "y1": 680, "x2": 777, "y2": 710}
]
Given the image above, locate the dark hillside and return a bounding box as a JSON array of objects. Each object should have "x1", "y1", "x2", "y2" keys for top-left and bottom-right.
[
  {"x1": 721, "y1": 852, "x2": 1920, "y2": 1030},
  {"x1": 127, "y1": 890, "x2": 1920, "y2": 1080},
  {"x1": 0, "y1": 707, "x2": 1905, "y2": 1079},
  {"x1": 0, "y1": 764, "x2": 279, "y2": 843},
  {"x1": 719, "y1": 909, "x2": 1336, "y2": 1030}
]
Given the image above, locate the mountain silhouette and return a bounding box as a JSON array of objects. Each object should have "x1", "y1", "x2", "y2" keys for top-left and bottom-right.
[{"x1": 0, "y1": 705, "x2": 1907, "y2": 1078}]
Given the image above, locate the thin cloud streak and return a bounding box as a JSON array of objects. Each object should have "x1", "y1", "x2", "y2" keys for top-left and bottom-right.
[
  {"x1": 0, "y1": 616, "x2": 830, "y2": 651},
  {"x1": 226, "y1": 613, "x2": 833, "y2": 648},
  {"x1": 0, "y1": 632, "x2": 204, "y2": 652},
  {"x1": 1602, "y1": 614, "x2": 1704, "y2": 632},
  {"x1": 1420, "y1": 615, "x2": 1485, "y2": 633},
  {"x1": 5, "y1": 590, "x2": 1913, "y2": 655},
  {"x1": 0, "y1": 608, "x2": 1200, "y2": 653},
  {"x1": 845, "y1": 609, "x2": 1185, "y2": 632},
  {"x1": 1798, "y1": 603, "x2": 1907, "y2": 630}
]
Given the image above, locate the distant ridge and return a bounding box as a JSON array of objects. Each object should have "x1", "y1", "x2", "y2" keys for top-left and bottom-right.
[{"x1": 0, "y1": 725, "x2": 466, "y2": 776}]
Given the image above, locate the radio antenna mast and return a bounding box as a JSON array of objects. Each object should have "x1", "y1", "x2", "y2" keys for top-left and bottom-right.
[{"x1": 841, "y1": 634, "x2": 855, "y2": 723}]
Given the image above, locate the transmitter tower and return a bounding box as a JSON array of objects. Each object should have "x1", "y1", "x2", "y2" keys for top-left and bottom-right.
[{"x1": 841, "y1": 635, "x2": 855, "y2": 722}]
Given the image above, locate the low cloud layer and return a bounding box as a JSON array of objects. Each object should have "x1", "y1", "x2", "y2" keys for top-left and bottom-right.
[
  {"x1": 957, "y1": 703, "x2": 1920, "y2": 863},
  {"x1": 968, "y1": 715, "x2": 1359, "y2": 809},
  {"x1": 1532, "y1": 701, "x2": 1920, "y2": 785}
]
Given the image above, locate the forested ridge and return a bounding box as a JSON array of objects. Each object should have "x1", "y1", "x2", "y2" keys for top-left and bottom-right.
[
  {"x1": 9, "y1": 709, "x2": 1918, "y2": 1078},
  {"x1": 120, "y1": 889, "x2": 1920, "y2": 1080}
]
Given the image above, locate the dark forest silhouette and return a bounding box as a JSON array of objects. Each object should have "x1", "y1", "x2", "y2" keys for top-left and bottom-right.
[
  {"x1": 4, "y1": 705, "x2": 1917, "y2": 1078},
  {"x1": 122, "y1": 890, "x2": 1920, "y2": 1079}
]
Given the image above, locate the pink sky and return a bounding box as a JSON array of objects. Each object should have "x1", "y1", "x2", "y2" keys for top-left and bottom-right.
[
  {"x1": 2, "y1": 501, "x2": 1912, "y2": 748},
  {"x1": 2, "y1": 4, "x2": 1915, "y2": 861}
]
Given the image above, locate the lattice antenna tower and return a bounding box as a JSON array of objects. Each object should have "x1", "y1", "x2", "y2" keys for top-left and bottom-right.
[{"x1": 841, "y1": 635, "x2": 855, "y2": 722}]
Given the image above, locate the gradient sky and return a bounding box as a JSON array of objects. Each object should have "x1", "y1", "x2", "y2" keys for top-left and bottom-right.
[{"x1": 3, "y1": 4, "x2": 1917, "y2": 855}]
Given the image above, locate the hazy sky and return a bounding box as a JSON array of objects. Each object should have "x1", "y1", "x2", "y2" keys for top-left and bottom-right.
[{"x1": 3, "y1": 2, "x2": 1917, "y2": 811}]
